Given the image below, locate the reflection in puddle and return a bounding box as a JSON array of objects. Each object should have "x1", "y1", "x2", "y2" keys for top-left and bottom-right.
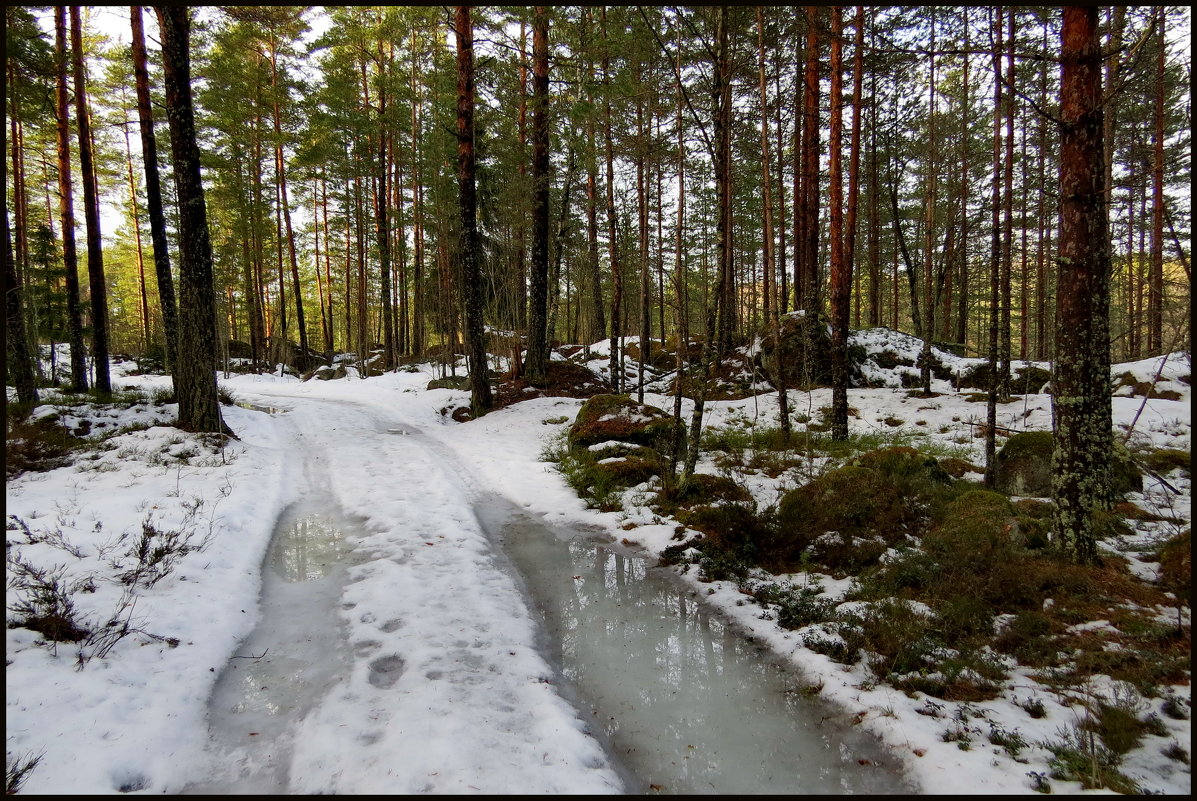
[
  {"x1": 269, "y1": 510, "x2": 354, "y2": 582},
  {"x1": 498, "y1": 517, "x2": 909, "y2": 795},
  {"x1": 189, "y1": 502, "x2": 364, "y2": 793}
]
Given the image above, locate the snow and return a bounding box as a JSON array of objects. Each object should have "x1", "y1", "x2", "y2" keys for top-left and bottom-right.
[{"x1": 6, "y1": 342, "x2": 1192, "y2": 795}]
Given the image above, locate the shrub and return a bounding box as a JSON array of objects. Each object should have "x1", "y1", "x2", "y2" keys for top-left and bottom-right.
[
  {"x1": 1045, "y1": 722, "x2": 1139, "y2": 794},
  {"x1": 1157, "y1": 529, "x2": 1190, "y2": 604},
  {"x1": 5, "y1": 554, "x2": 90, "y2": 644},
  {"x1": 6, "y1": 751, "x2": 42, "y2": 795},
  {"x1": 5, "y1": 415, "x2": 90, "y2": 479}
]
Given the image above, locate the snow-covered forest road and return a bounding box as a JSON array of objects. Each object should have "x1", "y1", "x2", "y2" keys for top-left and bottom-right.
[{"x1": 189, "y1": 386, "x2": 624, "y2": 793}]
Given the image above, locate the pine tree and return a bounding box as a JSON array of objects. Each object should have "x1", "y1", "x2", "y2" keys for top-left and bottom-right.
[
  {"x1": 455, "y1": 6, "x2": 492, "y2": 417},
  {"x1": 1052, "y1": 6, "x2": 1111, "y2": 565},
  {"x1": 154, "y1": 6, "x2": 227, "y2": 435}
]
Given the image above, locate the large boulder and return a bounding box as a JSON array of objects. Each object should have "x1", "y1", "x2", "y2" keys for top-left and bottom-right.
[
  {"x1": 994, "y1": 431, "x2": 1142, "y2": 497},
  {"x1": 303, "y1": 363, "x2": 348, "y2": 382},
  {"x1": 567, "y1": 394, "x2": 680, "y2": 454},
  {"x1": 753, "y1": 310, "x2": 834, "y2": 389}
]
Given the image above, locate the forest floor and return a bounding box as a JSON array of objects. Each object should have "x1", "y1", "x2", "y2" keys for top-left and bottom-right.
[{"x1": 5, "y1": 331, "x2": 1191, "y2": 794}]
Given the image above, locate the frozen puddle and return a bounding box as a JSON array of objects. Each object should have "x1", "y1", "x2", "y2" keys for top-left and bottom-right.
[
  {"x1": 186, "y1": 500, "x2": 366, "y2": 793},
  {"x1": 482, "y1": 500, "x2": 911, "y2": 794},
  {"x1": 189, "y1": 485, "x2": 908, "y2": 794}
]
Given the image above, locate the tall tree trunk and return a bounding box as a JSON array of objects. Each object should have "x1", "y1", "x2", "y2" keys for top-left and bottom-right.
[
  {"x1": 515, "y1": 20, "x2": 529, "y2": 334},
  {"x1": 920, "y1": 11, "x2": 937, "y2": 394},
  {"x1": 55, "y1": 7, "x2": 88, "y2": 391},
  {"x1": 374, "y1": 113, "x2": 395, "y2": 371},
  {"x1": 455, "y1": 6, "x2": 492, "y2": 415},
  {"x1": 713, "y1": 6, "x2": 735, "y2": 356},
  {"x1": 131, "y1": 5, "x2": 179, "y2": 376},
  {"x1": 583, "y1": 9, "x2": 604, "y2": 352},
  {"x1": 635, "y1": 60, "x2": 650, "y2": 404},
  {"x1": 828, "y1": 6, "x2": 850, "y2": 440},
  {"x1": 800, "y1": 6, "x2": 821, "y2": 313},
  {"x1": 71, "y1": 6, "x2": 111, "y2": 394},
  {"x1": 1053, "y1": 6, "x2": 1110, "y2": 565},
  {"x1": 269, "y1": 41, "x2": 307, "y2": 367},
  {"x1": 524, "y1": 6, "x2": 551, "y2": 386},
  {"x1": 999, "y1": 7, "x2": 1015, "y2": 398},
  {"x1": 121, "y1": 121, "x2": 151, "y2": 354},
  {"x1": 867, "y1": 27, "x2": 880, "y2": 328},
  {"x1": 955, "y1": 10, "x2": 972, "y2": 347},
  {"x1": 602, "y1": 8, "x2": 622, "y2": 392},
  {"x1": 758, "y1": 7, "x2": 790, "y2": 440},
  {"x1": 154, "y1": 5, "x2": 226, "y2": 435},
  {"x1": 410, "y1": 36, "x2": 425, "y2": 357},
  {"x1": 5, "y1": 208, "x2": 39, "y2": 404},
  {"x1": 670, "y1": 12, "x2": 690, "y2": 477},
  {"x1": 1148, "y1": 6, "x2": 1165, "y2": 355},
  {"x1": 984, "y1": 8, "x2": 1002, "y2": 487}
]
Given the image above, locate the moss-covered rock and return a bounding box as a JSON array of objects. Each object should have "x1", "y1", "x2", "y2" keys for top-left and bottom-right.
[
  {"x1": 655, "y1": 473, "x2": 751, "y2": 512},
  {"x1": 941, "y1": 457, "x2": 984, "y2": 479},
  {"x1": 994, "y1": 431, "x2": 1059, "y2": 497},
  {"x1": 921, "y1": 491, "x2": 1028, "y2": 586},
  {"x1": 959, "y1": 363, "x2": 1053, "y2": 393},
  {"x1": 427, "y1": 375, "x2": 472, "y2": 391},
  {"x1": 623, "y1": 340, "x2": 677, "y2": 371},
  {"x1": 590, "y1": 455, "x2": 663, "y2": 488},
  {"x1": 753, "y1": 310, "x2": 839, "y2": 389},
  {"x1": 776, "y1": 465, "x2": 936, "y2": 574},
  {"x1": 303, "y1": 364, "x2": 347, "y2": 381},
  {"x1": 567, "y1": 394, "x2": 679, "y2": 454},
  {"x1": 850, "y1": 445, "x2": 953, "y2": 486}
]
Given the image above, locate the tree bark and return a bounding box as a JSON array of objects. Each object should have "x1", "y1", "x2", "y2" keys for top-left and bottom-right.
[
  {"x1": 636, "y1": 57, "x2": 651, "y2": 404},
  {"x1": 919, "y1": 11, "x2": 937, "y2": 394},
  {"x1": 800, "y1": 6, "x2": 821, "y2": 313},
  {"x1": 455, "y1": 6, "x2": 492, "y2": 415},
  {"x1": 984, "y1": 8, "x2": 1002, "y2": 487},
  {"x1": 131, "y1": 6, "x2": 179, "y2": 377},
  {"x1": 5, "y1": 208, "x2": 39, "y2": 404},
  {"x1": 1052, "y1": 6, "x2": 1110, "y2": 565},
  {"x1": 758, "y1": 6, "x2": 790, "y2": 440},
  {"x1": 829, "y1": 6, "x2": 850, "y2": 440},
  {"x1": 1148, "y1": 6, "x2": 1165, "y2": 355},
  {"x1": 713, "y1": 6, "x2": 735, "y2": 356},
  {"x1": 71, "y1": 6, "x2": 111, "y2": 394},
  {"x1": 524, "y1": 6, "x2": 551, "y2": 386},
  {"x1": 155, "y1": 6, "x2": 227, "y2": 435},
  {"x1": 602, "y1": 8, "x2": 622, "y2": 392},
  {"x1": 55, "y1": 7, "x2": 88, "y2": 392},
  {"x1": 999, "y1": 8, "x2": 1015, "y2": 398}
]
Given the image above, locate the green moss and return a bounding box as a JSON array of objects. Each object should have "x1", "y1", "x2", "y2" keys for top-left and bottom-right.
[
  {"x1": 1141, "y1": 448, "x2": 1190, "y2": 476},
  {"x1": 994, "y1": 432, "x2": 1142, "y2": 498},
  {"x1": 941, "y1": 457, "x2": 983, "y2": 479},
  {"x1": 591, "y1": 455, "x2": 662, "y2": 488},
  {"x1": 654, "y1": 473, "x2": 750, "y2": 513},
  {"x1": 567, "y1": 394, "x2": 678, "y2": 453},
  {"x1": 776, "y1": 466, "x2": 913, "y2": 572},
  {"x1": 675, "y1": 503, "x2": 773, "y2": 580},
  {"x1": 994, "y1": 431, "x2": 1055, "y2": 497},
  {"x1": 850, "y1": 445, "x2": 952, "y2": 485}
]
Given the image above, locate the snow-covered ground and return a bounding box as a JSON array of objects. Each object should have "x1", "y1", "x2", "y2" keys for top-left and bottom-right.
[{"x1": 6, "y1": 338, "x2": 1191, "y2": 794}]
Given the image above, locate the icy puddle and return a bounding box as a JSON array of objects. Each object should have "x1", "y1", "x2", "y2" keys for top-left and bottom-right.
[
  {"x1": 187, "y1": 501, "x2": 366, "y2": 793},
  {"x1": 486, "y1": 502, "x2": 911, "y2": 794}
]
